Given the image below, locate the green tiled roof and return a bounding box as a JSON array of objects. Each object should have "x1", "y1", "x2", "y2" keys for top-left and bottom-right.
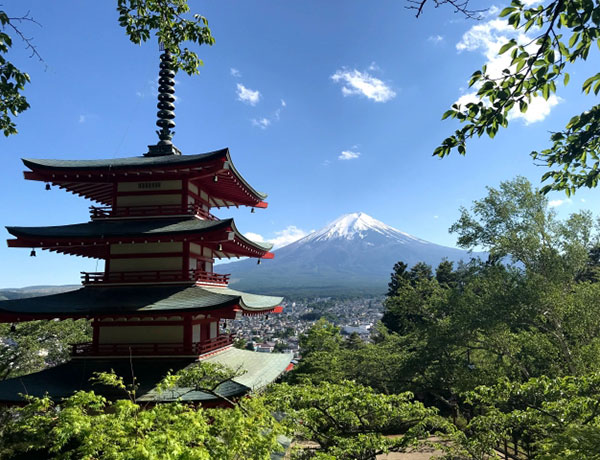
[
  {"x1": 6, "y1": 217, "x2": 274, "y2": 252},
  {"x1": 22, "y1": 149, "x2": 228, "y2": 171},
  {"x1": 0, "y1": 285, "x2": 283, "y2": 317},
  {"x1": 0, "y1": 350, "x2": 293, "y2": 403},
  {"x1": 7, "y1": 217, "x2": 228, "y2": 239},
  {"x1": 22, "y1": 148, "x2": 268, "y2": 201},
  {"x1": 142, "y1": 348, "x2": 294, "y2": 402}
]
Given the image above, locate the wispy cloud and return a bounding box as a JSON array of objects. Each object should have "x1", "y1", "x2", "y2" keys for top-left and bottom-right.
[
  {"x1": 454, "y1": 11, "x2": 560, "y2": 124},
  {"x1": 251, "y1": 99, "x2": 287, "y2": 129},
  {"x1": 331, "y1": 66, "x2": 396, "y2": 103},
  {"x1": 428, "y1": 35, "x2": 444, "y2": 44},
  {"x1": 245, "y1": 225, "x2": 309, "y2": 250},
  {"x1": 251, "y1": 118, "x2": 271, "y2": 129},
  {"x1": 339, "y1": 150, "x2": 360, "y2": 160},
  {"x1": 78, "y1": 115, "x2": 86, "y2": 124},
  {"x1": 230, "y1": 68, "x2": 241, "y2": 78},
  {"x1": 236, "y1": 83, "x2": 261, "y2": 106}
]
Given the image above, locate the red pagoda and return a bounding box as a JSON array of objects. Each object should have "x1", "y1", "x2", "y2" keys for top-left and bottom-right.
[{"x1": 0, "y1": 50, "x2": 292, "y2": 404}]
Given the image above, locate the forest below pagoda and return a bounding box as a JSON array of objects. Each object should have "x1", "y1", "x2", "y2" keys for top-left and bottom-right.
[{"x1": 2, "y1": 177, "x2": 600, "y2": 459}]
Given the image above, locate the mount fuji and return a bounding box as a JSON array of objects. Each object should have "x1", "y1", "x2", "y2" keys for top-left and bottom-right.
[{"x1": 223, "y1": 212, "x2": 482, "y2": 295}]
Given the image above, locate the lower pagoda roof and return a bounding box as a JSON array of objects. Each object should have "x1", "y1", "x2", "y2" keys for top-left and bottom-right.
[
  {"x1": 6, "y1": 217, "x2": 274, "y2": 259},
  {"x1": 0, "y1": 285, "x2": 283, "y2": 321},
  {"x1": 0, "y1": 349, "x2": 293, "y2": 404}
]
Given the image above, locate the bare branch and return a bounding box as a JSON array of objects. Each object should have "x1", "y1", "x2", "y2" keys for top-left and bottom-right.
[
  {"x1": 405, "y1": 0, "x2": 486, "y2": 19},
  {"x1": 2, "y1": 9, "x2": 46, "y2": 68}
]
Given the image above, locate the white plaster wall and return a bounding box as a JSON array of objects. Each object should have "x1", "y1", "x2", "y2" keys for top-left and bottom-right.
[
  {"x1": 110, "y1": 257, "x2": 182, "y2": 271},
  {"x1": 98, "y1": 325, "x2": 183, "y2": 344},
  {"x1": 116, "y1": 194, "x2": 181, "y2": 207},
  {"x1": 111, "y1": 242, "x2": 182, "y2": 255}
]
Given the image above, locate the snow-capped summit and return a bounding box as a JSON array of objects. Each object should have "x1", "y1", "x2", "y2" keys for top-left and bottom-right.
[
  {"x1": 225, "y1": 212, "x2": 482, "y2": 295},
  {"x1": 302, "y1": 212, "x2": 427, "y2": 243}
]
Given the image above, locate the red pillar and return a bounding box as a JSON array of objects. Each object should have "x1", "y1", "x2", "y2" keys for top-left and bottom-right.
[{"x1": 183, "y1": 315, "x2": 192, "y2": 353}]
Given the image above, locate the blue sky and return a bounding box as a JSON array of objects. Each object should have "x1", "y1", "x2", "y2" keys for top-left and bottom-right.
[{"x1": 1, "y1": 0, "x2": 599, "y2": 287}]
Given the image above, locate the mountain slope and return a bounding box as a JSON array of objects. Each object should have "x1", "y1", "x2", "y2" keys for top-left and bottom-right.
[{"x1": 223, "y1": 212, "x2": 482, "y2": 295}]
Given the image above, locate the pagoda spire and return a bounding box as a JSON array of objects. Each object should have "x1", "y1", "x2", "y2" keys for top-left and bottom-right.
[{"x1": 146, "y1": 43, "x2": 181, "y2": 156}]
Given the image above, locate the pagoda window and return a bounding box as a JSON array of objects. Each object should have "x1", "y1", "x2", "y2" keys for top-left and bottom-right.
[
  {"x1": 193, "y1": 324, "x2": 201, "y2": 342},
  {"x1": 210, "y1": 321, "x2": 218, "y2": 339}
]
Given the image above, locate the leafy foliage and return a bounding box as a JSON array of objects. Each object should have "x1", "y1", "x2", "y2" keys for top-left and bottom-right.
[
  {"x1": 116, "y1": 0, "x2": 215, "y2": 75},
  {"x1": 266, "y1": 380, "x2": 448, "y2": 460},
  {"x1": 0, "y1": 371, "x2": 283, "y2": 460},
  {"x1": 446, "y1": 374, "x2": 600, "y2": 459},
  {"x1": 435, "y1": 0, "x2": 600, "y2": 194},
  {"x1": 0, "y1": 319, "x2": 91, "y2": 381},
  {"x1": 0, "y1": 10, "x2": 31, "y2": 136},
  {"x1": 449, "y1": 176, "x2": 598, "y2": 277}
]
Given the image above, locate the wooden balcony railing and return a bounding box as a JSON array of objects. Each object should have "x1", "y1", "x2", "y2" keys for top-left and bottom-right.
[
  {"x1": 81, "y1": 269, "x2": 230, "y2": 286},
  {"x1": 71, "y1": 334, "x2": 234, "y2": 357},
  {"x1": 90, "y1": 204, "x2": 218, "y2": 220}
]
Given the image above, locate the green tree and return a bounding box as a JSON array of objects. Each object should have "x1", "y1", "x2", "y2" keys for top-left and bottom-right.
[
  {"x1": 0, "y1": 1, "x2": 214, "y2": 136},
  {"x1": 267, "y1": 380, "x2": 449, "y2": 460},
  {"x1": 287, "y1": 319, "x2": 345, "y2": 384},
  {"x1": 0, "y1": 370, "x2": 283, "y2": 460},
  {"x1": 435, "y1": 260, "x2": 457, "y2": 287},
  {"x1": 0, "y1": 319, "x2": 91, "y2": 381},
  {"x1": 450, "y1": 176, "x2": 596, "y2": 278},
  {"x1": 432, "y1": 0, "x2": 600, "y2": 194},
  {"x1": 446, "y1": 374, "x2": 600, "y2": 460}
]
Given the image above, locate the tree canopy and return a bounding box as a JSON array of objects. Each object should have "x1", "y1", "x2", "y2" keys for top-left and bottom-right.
[{"x1": 434, "y1": 0, "x2": 600, "y2": 194}]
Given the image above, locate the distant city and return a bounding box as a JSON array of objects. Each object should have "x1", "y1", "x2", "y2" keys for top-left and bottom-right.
[{"x1": 226, "y1": 295, "x2": 384, "y2": 357}]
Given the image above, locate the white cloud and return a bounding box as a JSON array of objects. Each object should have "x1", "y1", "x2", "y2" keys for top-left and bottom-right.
[
  {"x1": 244, "y1": 232, "x2": 265, "y2": 242},
  {"x1": 331, "y1": 67, "x2": 396, "y2": 103},
  {"x1": 581, "y1": 198, "x2": 586, "y2": 203},
  {"x1": 245, "y1": 226, "x2": 309, "y2": 250},
  {"x1": 230, "y1": 68, "x2": 241, "y2": 77},
  {"x1": 252, "y1": 118, "x2": 271, "y2": 129},
  {"x1": 271, "y1": 226, "x2": 309, "y2": 249},
  {"x1": 509, "y1": 94, "x2": 561, "y2": 124},
  {"x1": 78, "y1": 115, "x2": 86, "y2": 124},
  {"x1": 454, "y1": 11, "x2": 559, "y2": 124},
  {"x1": 250, "y1": 99, "x2": 287, "y2": 129},
  {"x1": 428, "y1": 35, "x2": 444, "y2": 44},
  {"x1": 236, "y1": 83, "x2": 261, "y2": 105},
  {"x1": 339, "y1": 150, "x2": 360, "y2": 160},
  {"x1": 549, "y1": 198, "x2": 572, "y2": 208},
  {"x1": 322, "y1": 159, "x2": 332, "y2": 166},
  {"x1": 434, "y1": 215, "x2": 439, "y2": 219}
]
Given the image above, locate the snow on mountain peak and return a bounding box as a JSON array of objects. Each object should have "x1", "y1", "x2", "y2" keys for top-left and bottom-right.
[{"x1": 302, "y1": 212, "x2": 428, "y2": 244}]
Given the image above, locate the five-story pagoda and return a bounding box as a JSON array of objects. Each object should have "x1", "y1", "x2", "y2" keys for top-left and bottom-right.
[{"x1": 0, "y1": 49, "x2": 292, "y2": 405}]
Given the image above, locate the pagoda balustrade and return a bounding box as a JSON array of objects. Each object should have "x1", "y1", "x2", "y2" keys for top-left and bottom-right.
[
  {"x1": 81, "y1": 269, "x2": 230, "y2": 286},
  {"x1": 71, "y1": 334, "x2": 234, "y2": 357},
  {"x1": 89, "y1": 204, "x2": 218, "y2": 220}
]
